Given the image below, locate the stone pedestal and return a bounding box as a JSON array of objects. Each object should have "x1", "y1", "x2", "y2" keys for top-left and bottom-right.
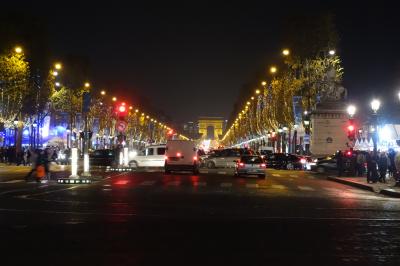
[{"x1": 310, "y1": 101, "x2": 348, "y2": 156}]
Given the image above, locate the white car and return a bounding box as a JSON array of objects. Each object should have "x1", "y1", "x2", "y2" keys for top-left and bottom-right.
[
  {"x1": 129, "y1": 145, "x2": 166, "y2": 168},
  {"x1": 165, "y1": 140, "x2": 199, "y2": 174}
]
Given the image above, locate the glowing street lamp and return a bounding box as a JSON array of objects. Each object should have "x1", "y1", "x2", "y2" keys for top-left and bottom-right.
[
  {"x1": 261, "y1": 81, "x2": 267, "y2": 86},
  {"x1": 52, "y1": 71, "x2": 58, "y2": 76},
  {"x1": 100, "y1": 90, "x2": 106, "y2": 95},
  {"x1": 112, "y1": 96, "x2": 117, "y2": 102},
  {"x1": 55, "y1": 82, "x2": 61, "y2": 87},
  {"x1": 14, "y1": 46, "x2": 23, "y2": 54},
  {"x1": 84, "y1": 82, "x2": 90, "y2": 88},
  {"x1": 270, "y1": 66, "x2": 277, "y2": 74},
  {"x1": 329, "y1": 50, "x2": 336, "y2": 56},
  {"x1": 54, "y1": 63, "x2": 62, "y2": 70},
  {"x1": 255, "y1": 89, "x2": 261, "y2": 95},
  {"x1": 347, "y1": 105, "x2": 356, "y2": 118},
  {"x1": 370, "y1": 99, "x2": 380, "y2": 113},
  {"x1": 282, "y1": 49, "x2": 290, "y2": 56}
]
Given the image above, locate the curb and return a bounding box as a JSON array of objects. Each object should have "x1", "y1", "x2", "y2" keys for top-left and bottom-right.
[
  {"x1": 328, "y1": 176, "x2": 400, "y2": 197},
  {"x1": 327, "y1": 176, "x2": 374, "y2": 192},
  {"x1": 380, "y1": 188, "x2": 400, "y2": 198}
]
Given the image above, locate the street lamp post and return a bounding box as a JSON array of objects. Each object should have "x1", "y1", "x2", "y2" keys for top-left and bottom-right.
[
  {"x1": 370, "y1": 99, "x2": 380, "y2": 154},
  {"x1": 303, "y1": 111, "x2": 311, "y2": 155}
]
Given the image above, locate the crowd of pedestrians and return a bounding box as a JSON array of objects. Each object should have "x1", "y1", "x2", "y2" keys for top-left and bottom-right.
[
  {"x1": 336, "y1": 148, "x2": 400, "y2": 185},
  {"x1": 1, "y1": 146, "x2": 59, "y2": 182}
]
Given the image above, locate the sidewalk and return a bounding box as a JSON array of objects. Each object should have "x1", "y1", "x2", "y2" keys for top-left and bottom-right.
[
  {"x1": 0, "y1": 163, "x2": 70, "y2": 182},
  {"x1": 327, "y1": 175, "x2": 400, "y2": 198}
]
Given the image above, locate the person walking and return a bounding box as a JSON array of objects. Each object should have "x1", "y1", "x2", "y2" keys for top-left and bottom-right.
[
  {"x1": 356, "y1": 151, "x2": 366, "y2": 177},
  {"x1": 378, "y1": 152, "x2": 389, "y2": 183},
  {"x1": 388, "y1": 148, "x2": 396, "y2": 177},
  {"x1": 24, "y1": 149, "x2": 39, "y2": 181},
  {"x1": 336, "y1": 150, "x2": 344, "y2": 177}
]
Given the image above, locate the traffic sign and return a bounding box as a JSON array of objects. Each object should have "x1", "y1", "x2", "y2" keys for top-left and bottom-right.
[{"x1": 116, "y1": 120, "x2": 127, "y2": 133}]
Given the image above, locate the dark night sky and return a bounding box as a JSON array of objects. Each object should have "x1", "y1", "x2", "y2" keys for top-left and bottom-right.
[{"x1": 6, "y1": 1, "x2": 400, "y2": 123}]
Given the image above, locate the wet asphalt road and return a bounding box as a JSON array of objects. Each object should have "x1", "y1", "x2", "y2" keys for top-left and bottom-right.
[{"x1": 1, "y1": 169, "x2": 400, "y2": 266}]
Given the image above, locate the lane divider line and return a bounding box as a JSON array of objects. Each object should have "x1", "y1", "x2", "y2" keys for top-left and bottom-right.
[
  {"x1": 220, "y1": 182, "x2": 232, "y2": 188},
  {"x1": 298, "y1": 186, "x2": 315, "y2": 191}
]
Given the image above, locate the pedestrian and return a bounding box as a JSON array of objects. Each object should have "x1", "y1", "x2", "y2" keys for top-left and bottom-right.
[
  {"x1": 378, "y1": 152, "x2": 389, "y2": 183},
  {"x1": 25, "y1": 149, "x2": 39, "y2": 181},
  {"x1": 368, "y1": 152, "x2": 379, "y2": 183},
  {"x1": 388, "y1": 148, "x2": 396, "y2": 177},
  {"x1": 35, "y1": 150, "x2": 47, "y2": 182},
  {"x1": 356, "y1": 151, "x2": 366, "y2": 176},
  {"x1": 336, "y1": 150, "x2": 344, "y2": 177},
  {"x1": 43, "y1": 148, "x2": 51, "y2": 180}
]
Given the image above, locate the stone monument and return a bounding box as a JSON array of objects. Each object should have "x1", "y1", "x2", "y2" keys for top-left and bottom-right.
[{"x1": 310, "y1": 70, "x2": 349, "y2": 156}]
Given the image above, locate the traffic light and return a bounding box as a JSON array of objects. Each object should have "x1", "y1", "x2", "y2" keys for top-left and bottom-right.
[
  {"x1": 347, "y1": 124, "x2": 355, "y2": 140},
  {"x1": 116, "y1": 102, "x2": 128, "y2": 119}
]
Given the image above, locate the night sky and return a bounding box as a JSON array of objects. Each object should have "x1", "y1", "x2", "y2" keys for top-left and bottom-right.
[{"x1": 6, "y1": 1, "x2": 400, "y2": 123}]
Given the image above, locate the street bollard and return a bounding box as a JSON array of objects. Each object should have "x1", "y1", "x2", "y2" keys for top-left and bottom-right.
[
  {"x1": 124, "y1": 147, "x2": 129, "y2": 167},
  {"x1": 82, "y1": 153, "x2": 91, "y2": 177},
  {"x1": 70, "y1": 148, "x2": 79, "y2": 178}
]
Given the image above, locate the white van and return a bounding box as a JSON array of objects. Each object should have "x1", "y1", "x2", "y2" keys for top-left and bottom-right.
[
  {"x1": 129, "y1": 144, "x2": 166, "y2": 168},
  {"x1": 165, "y1": 140, "x2": 199, "y2": 174}
]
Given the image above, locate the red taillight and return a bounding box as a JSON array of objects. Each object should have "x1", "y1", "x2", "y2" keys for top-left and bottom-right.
[
  {"x1": 238, "y1": 162, "x2": 244, "y2": 168},
  {"x1": 300, "y1": 158, "x2": 306, "y2": 164},
  {"x1": 177, "y1": 152, "x2": 181, "y2": 157},
  {"x1": 165, "y1": 156, "x2": 168, "y2": 160},
  {"x1": 347, "y1": 151, "x2": 352, "y2": 156},
  {"x1": 260, "y1": 163, "x2": 266, "y2": 168},
  {"x1": 193, "y1": 156, "x2": 197, "y2": 161}
]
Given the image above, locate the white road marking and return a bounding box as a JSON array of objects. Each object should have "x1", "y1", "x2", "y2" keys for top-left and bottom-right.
[
  {"x1": 298, "y1": 186, "x2": 315, "y2": 191},
  {"x1": 246, "y1": 183, "x2": 259, "y2": 188},
  {"x1": 0, "y1": 180, "x2": 24, "y2": 184},
  {"x1": 271, "y1": 184, "x2": 286, "y2": 189},
  {"x1": 217, "y1": 171, "x2": 227, "y2": 174},
  {"x1": 220, "y1": 182, "x2": 232, "y2": 188},
  {"x1": 290, "y1": 175, "x2": 298, "y2": 178},
  {"x1": 272, "y1": 174, "x2": 281, "y2": 177},
  {"x1": 167, "y1": 181, "x2": 180, "y2": 186},
  {"x1": 193, "y1": 182, "x2": 207, "y2": 187},
  {"x1": 139, "y1": 180, "x2": 156, "y2": 186}
]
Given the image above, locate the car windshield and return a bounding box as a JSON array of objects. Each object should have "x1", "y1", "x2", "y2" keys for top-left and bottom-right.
[{"x1": 241, "y1": 156, "x2": 263, "y2": 164}]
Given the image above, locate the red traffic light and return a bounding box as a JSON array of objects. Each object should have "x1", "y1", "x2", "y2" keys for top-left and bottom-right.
[
  {"x1": 348, "y1": 125, "x2": 354, "y2": 131},
  {"x1": 119, "y1": 105, "x2": 126, "y2": 112}
]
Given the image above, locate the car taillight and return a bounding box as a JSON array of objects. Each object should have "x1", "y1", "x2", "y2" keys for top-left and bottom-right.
[
  {"x1": 177, "y1": 152, "x2": 181, "y2": 157},
  {"x1": 193, "y1": 156, "x2": 197, "y2": 161},
  {"x1": 260, "y1": 163, "x2": 266, "y2": 168},
  {"x1": 165, "y1": 156, "x2": 168, "y2": 160},
  {"x1": 300, "y1": 158, "x2": 306, "y2": 164},
  {"x1": 238, "y1": 162, "x2": 244, "y2": 168}
]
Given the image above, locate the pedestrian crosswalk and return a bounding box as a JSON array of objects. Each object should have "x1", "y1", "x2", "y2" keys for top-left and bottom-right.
[{"x1": 112, "y1": 179, "x2": 330, "y2": 192}]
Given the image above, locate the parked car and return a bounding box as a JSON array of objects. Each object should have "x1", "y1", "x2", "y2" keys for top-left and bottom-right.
[
  {"x1": 204, "y1": 148, "x2": 254, "y2": 168},
  {"x1": 265, "y1": 153, "x2": 306, "y2": 170},
  {"x1": 165, "y1": 140, "x2": 199, "y2": 174},
  {"x1": 129, "y1": 144, "x2": 166, "y2": 168},
  {"x1": 258, "y1": 146, "x2": 274, "y2": 159},
  {"x1": 234, "y1": 155, "x2": 266, "y2": 178},
  {"x1": 312, "y1": 151, "x2": 355, "y2": 174},
  {"x1": 89, "y1": 149, "x2": 116, "y2": 166}
]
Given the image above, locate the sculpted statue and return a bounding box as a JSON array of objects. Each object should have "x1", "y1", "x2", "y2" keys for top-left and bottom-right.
[{"x1": 319, "y1": 67, "x2": 347, "y2": 102}]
